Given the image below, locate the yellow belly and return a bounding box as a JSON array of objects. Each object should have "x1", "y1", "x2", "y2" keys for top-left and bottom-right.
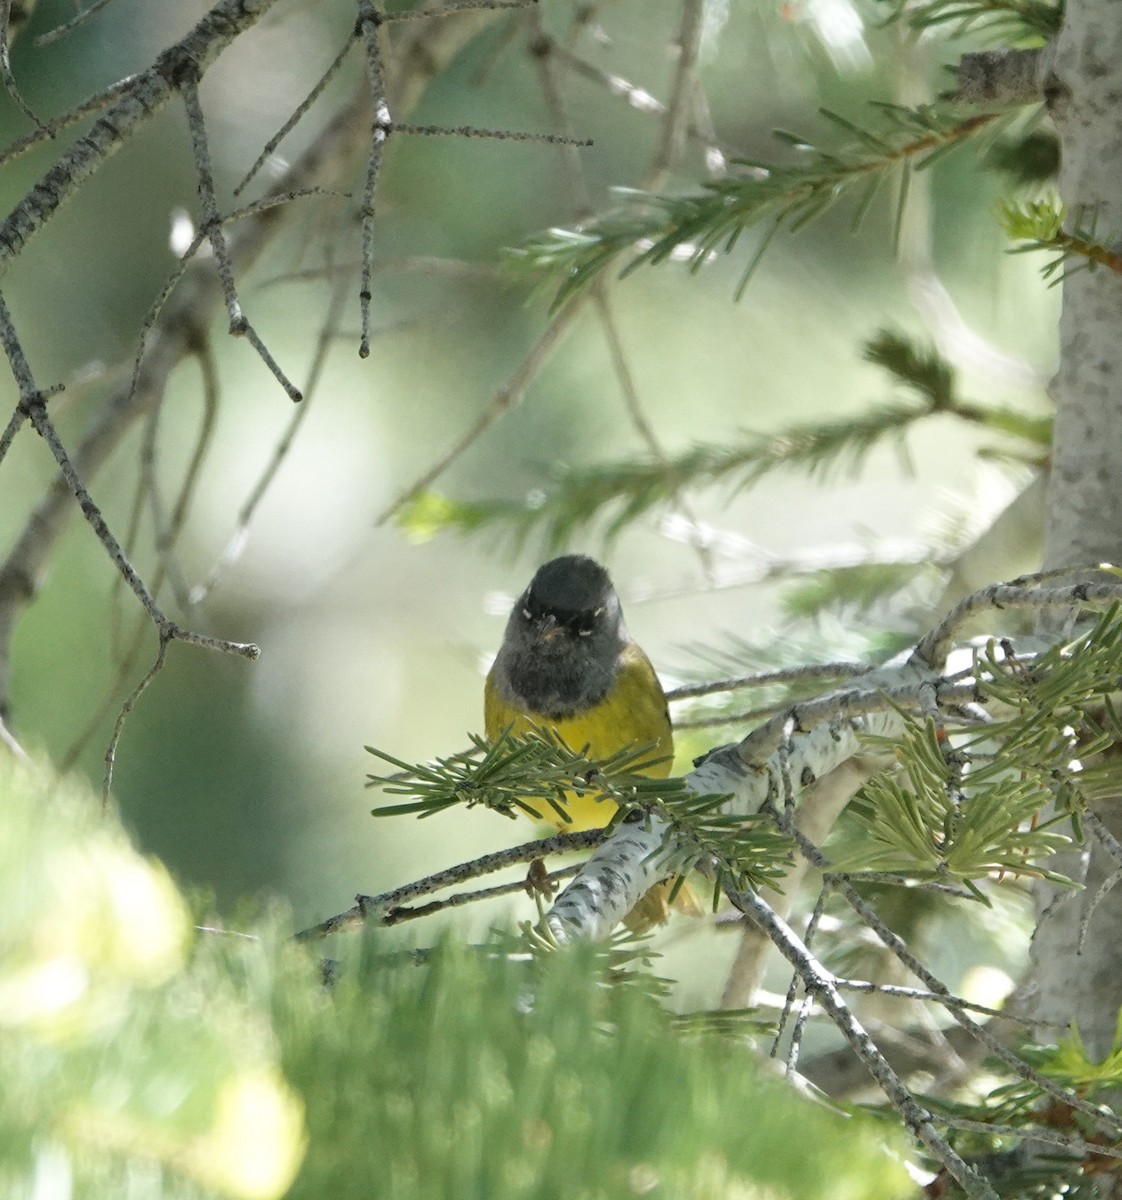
[{"x1": 484, "y1": 643, "x2": 673, "y2": 831}]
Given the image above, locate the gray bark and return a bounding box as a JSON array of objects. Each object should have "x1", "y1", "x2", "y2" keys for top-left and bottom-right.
[{"x1": 1033, "y1": 0, "x2": 1122, "y2": 1059}]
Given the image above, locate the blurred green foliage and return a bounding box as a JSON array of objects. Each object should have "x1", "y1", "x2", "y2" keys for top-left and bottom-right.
[{"x1": 1, "y1": 755, "x2": 914, "y2": 1199}]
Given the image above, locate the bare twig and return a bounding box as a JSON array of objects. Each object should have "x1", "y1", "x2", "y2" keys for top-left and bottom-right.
[
  {"x1": 644, "y1": 0, "x2": 704, "y2": 191},
  {"x1": 295, "y1": 827, "x2": 606, "y2": 940},
  {"x1": 127, "y1": 189, "x2": 333, "y2": 411},
  {"x1": 179, "y1": 67, "x2": 302, "y2": 400},
  {"x1": 356, "y1": 0, "x2": 392, "y2": 359},
  {"x1": 0, "y1": 293, "x2": 258, "y2": 753},
  {"x1": 34, "y1": 0, "x2": 117, "y2": 45},
  {"x1": 29, "y1": 400, "x2": 257, "y2": 656},
  {"x1": 0, "y1": 74, "x2": 140, "y2": 169},
  {"x1": 103, "y1": 634, "x2": 169, "y2": 803},
  {"x1": 192, "y1": 246, "x2": 352, "y2": 605},
  {"x1": 550, "y1": 39, "x2": 664, "y2": 114},
  {"x1": 0, "y1": 0, "x2": 45, "y2": 129},
  {"x1": 939, "y1": 1115, "x2": 1122, "y2": 1164},
  {"x1": 1076, "y1": 807, "x2": 1122, "y2": 951},
  {"x1": 831, "y1": 977, "x2": 1062, "y2": 1028},
  {"x1": 233, "y1": 35, "x2": 359, "y2": 197},
  {"x1": 0, "y1": 400, "x2": 25, "y2": 466},
  {"x1": 378, "y1": 863, "x2": 582, "y2": 925},
  {"x1": 0, "y1": 711, "x2": 26, "y2": 757},
  {"x1": 394, "y1": 121, "x2": 590, "y2": 145},
  {"x1": 376, "y1": 297, "x2": 585, "y2": 522},
  {"x1": 666, "y1": 662, "x2": 876, "y2": 702},
  {"x1": 382, "y1": 0, "x2": 538, "y2": 19},
  {"x1": 135, "y1": 358, "x2": 209, "y2": 615},
  {"x1": 817, "y1": 859, "x2": 1122, "y2": 1136},
  {"x1": 915, "y1": 573, "x2": 1122, "y2": 668}
]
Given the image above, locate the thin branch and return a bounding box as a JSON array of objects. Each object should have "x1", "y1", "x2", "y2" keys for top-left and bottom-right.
[
  {"x1": 127, "y1": 189, "x2": 334, "y2": 410},
  {"x1": 914, "y1": 573, "x2": 1122, "y2": 668},
  {"x1": 831, "y1": 977, "x2": 1061, "y2": 1028},
  {"x1": 548, "y1": 39, "x2": 665, "y2": 116},
  {"x1": 0, "y1": 295, "x2": 258, "y2": 742},
  {"x1": 591, "y1": 283, "x2": 710, "y2": 558},
  {"x1": 394, "y1": 121, "x2": 591, "y2": 145},
  {"x1": 818, "y1": 858, "x2": 1122, "y2": 1136},
  {"x1": 138, "y1": 384, "x2": 195, "y2": 616},
  {"x1": 381, "y1": 0, "x2": 538, "y2": 18},
  {"x1": 773, "y1": 884, "x2": 829, "y2": 1071},
  {"x1": 666, "y1": 662, "x2": 876, "y2": 701},
  {"x1": 178, "y1": 67, "x2": 302, "y2": 400},
  {"x1": 1076, "y1": 807, "x2": 1122, "y2": 950},
  {"x1": 191, "y1": 249, "x2": 352, "y2": 605},
  {"x1": 29, "y1": 397, "x2": 258, "y2": 658},
  {"x1": 0, "y1": 400, "x2": 24, "y2": 466},
  {"x1": 103, "y1": 634, "x2": 169, "y2": 803},
  {"x1": 526, "y1": 4, "x2": 590, "y2": 216},
  {"x1": 524, "y1": 8, "x2": 705, "y2": 567},
  {"x1": 35, "y1": 0, "x2": 117, "y2": 45},
  {"x1": 295, "y1": 827, "x2": 606, "y2": 940},
  {"x1": 688, "y1": 69, "x2": 727, "y2": 178},
  {"x1": 644, "y1": 0, "x2": 704, "y2": 190},
  {"x1": 379, "y1": 863, "x2": 582, "y2": 925},
  {"x1": 234, "y1": 32, "x2": 359, "y2": 197},
  {"x1": 356, "y1": 0, "x2": 392, "y2": 359},
  {"x1": 376, "y1": 297, "x2": 585, "y2": 523},
  {"x1": 937, "y1": 1115, "x2": 1122, "y2": 1164},
  {"x1": 0, "y1": 0, "x2": 45, "y2": 130},
  {"x1": 0, "y1": 711, "x2": 26, "y2": 757},
  {"x1": 0, "y1": 73, "x2": 140, "y2": 169}
]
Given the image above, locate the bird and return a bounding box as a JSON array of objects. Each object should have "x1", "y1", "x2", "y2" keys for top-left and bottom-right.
[{"x1": 484, "y1": 554, "x2": 674, "y2": 832}]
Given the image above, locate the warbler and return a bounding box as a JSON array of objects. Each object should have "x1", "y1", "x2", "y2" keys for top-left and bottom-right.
[{"x1": 484, "y1": 554, "x2": 673, "y2": 831}]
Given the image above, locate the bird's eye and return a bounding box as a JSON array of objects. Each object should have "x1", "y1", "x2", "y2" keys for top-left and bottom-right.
[{"x1": 592, "y1": 606, "x2": 604, "y2": 618}]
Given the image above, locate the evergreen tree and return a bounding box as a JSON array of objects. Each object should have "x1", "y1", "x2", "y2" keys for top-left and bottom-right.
[{"x1": 2, "y1": 1, "x2": 1121, "y2": 1197}]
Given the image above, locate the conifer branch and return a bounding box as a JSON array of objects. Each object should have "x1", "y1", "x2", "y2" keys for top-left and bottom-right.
[
  {"x1": 877, "y1": 0, "x2": 1062, "y2": 38},
  {"x1": 366, "y1": 727, "x2": 791, "y2": 899},
  {"x1": 508, "y1": 104, "x2": 1010, "y2": 309},
  {"x1": 393, "y1": 329, "x2": 1048, "y2": 547},
  {"x1": 1001, "y1": 199, "x2": 1122, "y2": 280}
]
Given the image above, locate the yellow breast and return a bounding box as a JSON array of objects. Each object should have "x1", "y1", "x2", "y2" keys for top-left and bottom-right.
[{"x1": 484, "y1": 642, "x2": 673, "y2": 831}]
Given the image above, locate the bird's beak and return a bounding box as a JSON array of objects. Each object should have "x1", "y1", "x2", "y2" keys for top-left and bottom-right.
[{"x1": 538, "y1": 614, "x2": 563, "y2": 640}]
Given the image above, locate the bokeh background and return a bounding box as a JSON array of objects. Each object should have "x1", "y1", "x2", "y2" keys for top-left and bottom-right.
[{"x1": 0, "y1": 0, "x2": 1054, "y2": 1007}]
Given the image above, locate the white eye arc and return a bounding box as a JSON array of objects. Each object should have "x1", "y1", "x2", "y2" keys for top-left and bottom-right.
[
  {"x1": 593, "y1": 606, "x2": 604, "y2": 618},
  {"x1": 578, "y1": 629, "x2": 592, "y2": 637},
  {"x1": 521, "y1": 606, "x2": 532, "y2": 620}
]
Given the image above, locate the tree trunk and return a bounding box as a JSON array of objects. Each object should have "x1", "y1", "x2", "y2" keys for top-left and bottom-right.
[{"x1": 1032, "y1": 0, "x2": 1122, "y2": 1059}]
